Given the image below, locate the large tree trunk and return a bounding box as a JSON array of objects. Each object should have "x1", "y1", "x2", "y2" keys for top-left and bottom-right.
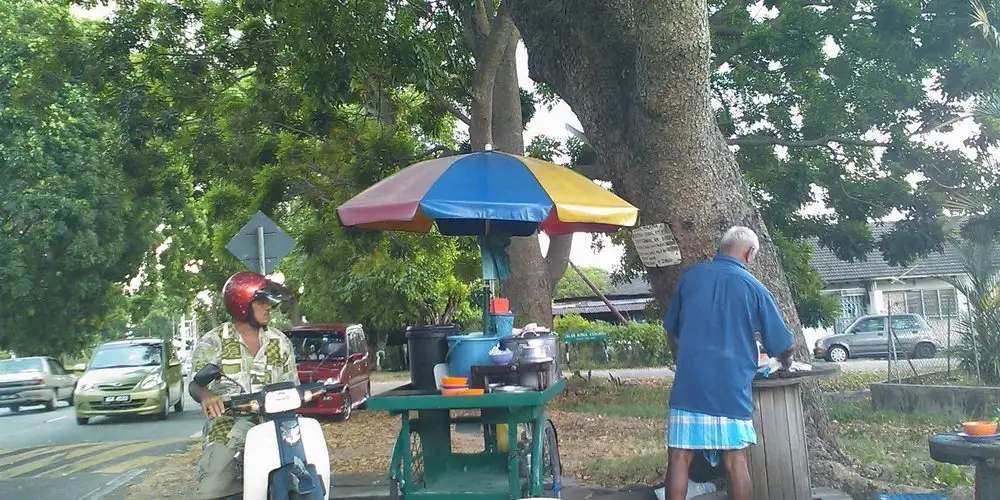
[
  {"x1": 491, "y1": 32, "x2": 555, "y2": 327},
  {"x1": 509, "y1": 0, "x2": 848, "y2": 482},
  {"x1": 462, "y1": 8, "x2": 555, "y2": 327}
]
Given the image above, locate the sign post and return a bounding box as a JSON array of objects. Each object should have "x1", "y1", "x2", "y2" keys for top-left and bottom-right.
[{"x1": 225, "y1": 211, "x2": 296, "y2": 275}]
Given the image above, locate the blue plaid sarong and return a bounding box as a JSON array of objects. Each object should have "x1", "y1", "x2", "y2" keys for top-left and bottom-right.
[{"x1": 666, "y1": 408, "x2": 757, "y2": 467}]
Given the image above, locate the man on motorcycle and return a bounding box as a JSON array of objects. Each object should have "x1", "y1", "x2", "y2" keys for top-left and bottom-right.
[{"x1": 189, "y1": 271, "x2": 300, "y2": 500}]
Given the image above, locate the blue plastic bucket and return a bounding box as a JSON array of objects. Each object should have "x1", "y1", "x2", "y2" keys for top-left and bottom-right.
[
  {"x1": 445, "y1": 333, "x2": 500, "y2": 378},
  {"x1": 489, "y1": 312, "x2": 514, "y2": 337}
]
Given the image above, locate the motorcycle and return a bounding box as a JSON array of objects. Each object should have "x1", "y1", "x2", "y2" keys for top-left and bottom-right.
[{"x1": 193, "y1": 363, "x2": 342, "y2": 500}]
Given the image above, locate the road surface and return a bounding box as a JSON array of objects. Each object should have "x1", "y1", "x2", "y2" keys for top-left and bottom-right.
[{"x1": 0, "y1": 381, "x2": 401, "y2": 500}]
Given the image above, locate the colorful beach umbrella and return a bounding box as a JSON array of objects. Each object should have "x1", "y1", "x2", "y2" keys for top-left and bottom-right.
[{"x1": 335, "y1": 149, "x2": 639, "y2": 237}]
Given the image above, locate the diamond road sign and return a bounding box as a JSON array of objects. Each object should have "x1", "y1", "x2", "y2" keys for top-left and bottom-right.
[{"x1": 225, "y1": 211, "x2": 296, "y2": 275}]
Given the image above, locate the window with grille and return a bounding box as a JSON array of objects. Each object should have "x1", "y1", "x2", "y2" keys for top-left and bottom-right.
[{"x1": 883, "y1": 288, "x2": 958, "y2": 318}]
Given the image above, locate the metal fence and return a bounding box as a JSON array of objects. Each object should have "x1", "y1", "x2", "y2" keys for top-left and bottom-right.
[{"x1": 882, "y1": 310, "x2": 987, "y2": 385}]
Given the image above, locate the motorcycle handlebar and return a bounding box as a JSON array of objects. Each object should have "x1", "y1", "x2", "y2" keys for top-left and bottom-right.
[{"x1": 221, "y1": 381, "x2": 346, "y2": 413}]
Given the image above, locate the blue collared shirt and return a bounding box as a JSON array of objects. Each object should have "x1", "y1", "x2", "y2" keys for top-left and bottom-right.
[{"x1": 663, "y1": 254, "x2": 793, "y2": 420}]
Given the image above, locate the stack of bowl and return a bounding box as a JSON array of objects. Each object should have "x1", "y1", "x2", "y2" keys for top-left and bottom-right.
[{"x1": 440, "y1": 376, "x2": 484, "y2": 396}]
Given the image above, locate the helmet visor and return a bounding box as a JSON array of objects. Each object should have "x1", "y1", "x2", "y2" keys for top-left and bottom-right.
[{"x1": 251, "y1": 288, "x2": 281, "y2": 306}]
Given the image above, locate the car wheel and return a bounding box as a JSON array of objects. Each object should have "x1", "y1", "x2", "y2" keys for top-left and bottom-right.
[
  {"x1": 76, "y1": 417, "x2": 89, "y2": 425},
  {"x1": 44, "y1": 390, "x2": 57, "y2": 412},
  {"x1": 68, "y1": 389, "x2": 74, "y2": 406},
  {"x1": 174, "y1": 389, "x2": 185, "y2": 413},
  {"x1": 826, "y1": 345, "x2": 849, "y2": 363},
  {"x1": 914, "y1": 342, "x2": 936, "y2": 359},
  {"x1": 359, "y1": 382, "x2": 371, "y2": 410},
  {"x1": 157, "y1": 391, "x2": 169, "y2": 421},
  {"x1": 337, "y1": 392, "x2": 352, "y2": 422}
]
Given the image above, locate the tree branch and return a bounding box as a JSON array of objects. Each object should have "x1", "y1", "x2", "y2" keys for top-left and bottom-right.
[
  {"x1": 712, "y1": 16, "x2": 784, "y2": 70},
  {"x1": 472, "y1": 8, "x2": 516, "y2": 102},
  {"x1": 728, "y1": 134, "x2": 891, "y2": 148},
  {"x1": 431, "y1": 88, "x2": 472, "y2": 125}
]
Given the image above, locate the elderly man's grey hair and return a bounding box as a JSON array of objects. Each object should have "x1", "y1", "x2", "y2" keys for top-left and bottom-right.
[{"x1": 719, "y1": 226, "x2": 760, "y2": 253}]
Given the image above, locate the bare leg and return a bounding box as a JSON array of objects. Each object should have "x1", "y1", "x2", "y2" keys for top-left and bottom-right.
[
  {"x1": 721, "y1": 448, "x2": 751, "y2": 500},
  {"x1": 667, "y1": 447, "x2": 694, "y2": 500}
]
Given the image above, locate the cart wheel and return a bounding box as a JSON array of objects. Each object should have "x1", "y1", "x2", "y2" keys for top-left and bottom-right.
[
  {"x1": 516, "y1": 421, "x2": 563, "y2": 497},
  {"x1": 390, "y1": 430, "x2": 424, "y2": 500},
  {"x1": 541, "y1": 420, "x2": 562, "y2": 497}
]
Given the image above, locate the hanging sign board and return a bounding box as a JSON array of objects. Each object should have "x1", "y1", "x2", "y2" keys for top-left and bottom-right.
[{"x1": 631, "y1": 223, "x2": 682, "y2": 267}]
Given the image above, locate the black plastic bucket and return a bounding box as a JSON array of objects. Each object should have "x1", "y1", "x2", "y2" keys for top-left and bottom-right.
[{"x1": 406, "y1": 324, "x2": 460, "y2": 392}]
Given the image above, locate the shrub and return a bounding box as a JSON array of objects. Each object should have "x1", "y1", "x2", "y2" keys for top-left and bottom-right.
[
  {"x1": 554, "y1": 313, "x2": 671, "y2": 368},
  {"x1": 942, "y1": 231, "x2": 1000, "y2": 385}
]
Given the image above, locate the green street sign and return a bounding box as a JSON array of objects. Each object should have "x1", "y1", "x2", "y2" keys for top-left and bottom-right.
[{"x1": 562, "y1": 331, "x2": 609, "y2": 343}]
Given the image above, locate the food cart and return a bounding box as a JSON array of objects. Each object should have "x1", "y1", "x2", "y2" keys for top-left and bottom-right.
[
  {"x1": 367, "y1": 380, "x2": 565, "y2": 500},
  {"x1": 335, "y1": 146, "x2": 640, "y2": 499}
]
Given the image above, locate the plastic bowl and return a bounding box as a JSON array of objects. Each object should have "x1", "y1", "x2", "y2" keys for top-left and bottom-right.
[
  {"x1": 962, "y1": 421, "x2": 998, "y2": 436},
  {"x1": 489, "y1": 350, "x2": 514, "y2": 365},
  {"x1": 441, "y1": 376, "x2": 468, "y2": 386}
]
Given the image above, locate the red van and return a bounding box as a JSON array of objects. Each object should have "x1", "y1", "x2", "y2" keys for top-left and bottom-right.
[{"x1": 285, "y1": 323, "x2": 372, "y2": 420}]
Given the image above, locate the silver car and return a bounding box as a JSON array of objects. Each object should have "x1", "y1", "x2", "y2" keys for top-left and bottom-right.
[
  {"x1": 0, "y1": 357, "x2": 77, "y2": 412},
  {"x1": 813, "y1": 314, "x2": 943, "y2": 362}
]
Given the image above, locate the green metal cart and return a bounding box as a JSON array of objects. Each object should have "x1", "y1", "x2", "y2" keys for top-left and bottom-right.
[{"x1": 366, "y1": 379, "x2": 565, "y2": 500}]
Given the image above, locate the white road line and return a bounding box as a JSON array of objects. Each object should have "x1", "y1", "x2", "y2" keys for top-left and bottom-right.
[
  {"x1": 190, "y1": 431, "x2": 202, "y2": 439},
  {"x1": 77, "y1": 468, "x2": 147, "y2": 500},
  {"x1": 45, "y1": 416, "x2": 66, "y2": 423}
]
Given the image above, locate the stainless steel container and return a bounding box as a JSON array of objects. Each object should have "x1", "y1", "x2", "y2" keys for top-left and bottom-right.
[{"x1": 500, "y1": 333, "x2": 562, "y2": 381}]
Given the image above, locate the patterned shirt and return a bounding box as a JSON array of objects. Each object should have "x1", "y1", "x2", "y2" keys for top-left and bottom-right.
[{"x1": 191, "y1": 322, "x2": 299, "y2": 397}]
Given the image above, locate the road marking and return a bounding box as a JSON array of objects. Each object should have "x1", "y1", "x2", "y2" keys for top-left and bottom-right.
[
  {"x1": 78, "y1": 468, "x2": 147, "y2": 500},
  {"x1": 95, "y1": 454, "x2": 169, "y2": 474},
  {"x1": 61, "y1": 441, "x2": 128, "y2": 461},
  {"x1": 0, "y1": 451, "x2": 68, "y2": 479},
  {"x1": 45, "y1": 416, "x2": 66, "y2": 423},
  {"x1": 190, "y1": 430, "x2": 203, "y2": 438},
  {"x1": 47, "y1": 439, "x2": 187, "y2": 476},
  {"x1": 0, "y1": 443, "x2": 92, "y2": 470}
]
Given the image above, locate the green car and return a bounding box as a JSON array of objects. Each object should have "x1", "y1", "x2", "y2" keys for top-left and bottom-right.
[{"x1": 73, "y1": 338, "x2": 185, "y2": 425}]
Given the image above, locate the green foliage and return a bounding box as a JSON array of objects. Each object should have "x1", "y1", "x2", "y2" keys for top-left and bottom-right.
[
  {"x1": 772, "y1": 231, "x2": 841, "y2": 327},
  {"x1": 91, "y1": 0, "x2": 484, "y2": 338},
  {"x1": 941, "y1": 226, "x2": 1000, "y2": 384},
  {"x1": 0, "y1": 1, "x2": 174, "y2": 356},
  {"x1": 553, "y1": 313, "x2": 671, "y2": 368},
  {"x1": 554, "y1": 266, "x2": 609, "y2": 300}
]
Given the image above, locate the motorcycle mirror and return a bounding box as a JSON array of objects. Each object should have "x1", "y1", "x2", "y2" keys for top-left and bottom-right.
[{"x1": 193, "y1": 363, "x2": 222, "y2": 387}]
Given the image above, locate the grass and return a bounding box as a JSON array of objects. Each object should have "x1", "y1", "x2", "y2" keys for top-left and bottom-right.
[
  {"x1": 554, "y1": 376, "x2": 975, "y2": 490},
  {"x1": 814, "y1": 370, "x2": 886, "y2": 392},
  {"x1": 828, "y1": 400, "x2": 975, "y2": 488},
  {"x1": 369, "y1": 370, "x2": 412, "y2": 382},
  {"x1": 553, "y1": 380, "x2": 669, "y2": 418}
]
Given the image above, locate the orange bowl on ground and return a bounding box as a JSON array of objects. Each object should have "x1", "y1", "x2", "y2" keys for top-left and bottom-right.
[
  {"x1": 441, "y1": 376, "x2": 467, "y2": 386},
  {"x1": 459, "y1": 388, "x2": 484, "y2": 395},
  {"x1": 962, "y1": 421, "x2": 998, "y2": 436},
  {"x1": 441, "y1": 388, "x2": 464, "y2": 395}
]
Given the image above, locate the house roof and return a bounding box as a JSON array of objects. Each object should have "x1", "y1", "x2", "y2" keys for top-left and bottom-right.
[
  {"x1": 552, "y1": 297, "x2": 654, "y2": 315},
  {"x1": 807, "y1": 223, "x2": 998, "y2": 284}
]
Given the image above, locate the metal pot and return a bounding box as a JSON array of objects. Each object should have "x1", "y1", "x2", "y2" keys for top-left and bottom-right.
[{"x1": 500, "y1": 333, "x2": 562, "y2": 382}]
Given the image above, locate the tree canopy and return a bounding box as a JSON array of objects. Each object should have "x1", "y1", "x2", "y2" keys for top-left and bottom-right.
[{"x1": 0, "y1": 1, "x2": 181, "y2": 356}]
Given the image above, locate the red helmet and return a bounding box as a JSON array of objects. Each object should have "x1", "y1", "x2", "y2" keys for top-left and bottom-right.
[{"x1": 222, "y1": 272, "x2": 279, "y2": 321}]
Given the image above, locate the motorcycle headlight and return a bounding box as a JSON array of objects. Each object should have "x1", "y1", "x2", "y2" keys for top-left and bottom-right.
[{"x1": 137, "y1": 372, "x2": 164, "y2": 390}]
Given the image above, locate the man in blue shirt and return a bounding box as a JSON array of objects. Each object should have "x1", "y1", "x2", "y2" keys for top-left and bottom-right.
[{"x1": 663, "y1": 226, "x2": 794, "y2": 500}]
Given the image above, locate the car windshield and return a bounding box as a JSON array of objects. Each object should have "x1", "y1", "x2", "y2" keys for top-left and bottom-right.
[
  {"x1": 0, "y1": 358, "x2": 44, "y2": 374},
  {"x1": 89, "y1": 344, "x2": 163, "y2": 369},
  {"x1": 289, "y1": 331, "x2": 347, "y2": 362}
]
